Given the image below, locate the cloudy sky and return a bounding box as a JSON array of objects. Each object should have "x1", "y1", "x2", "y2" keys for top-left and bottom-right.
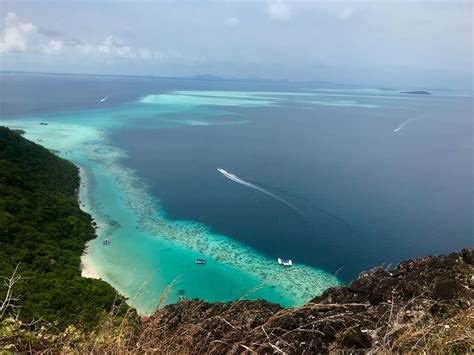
[{"x1": 0, "y1": 0, "x2": 472, "y2": 89}]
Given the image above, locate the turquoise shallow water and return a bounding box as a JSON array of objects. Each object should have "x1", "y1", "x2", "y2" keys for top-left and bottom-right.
[
  {"x1": 2, "y1": 89, "x2": 365, "y2": 314},
  {"x1": 2, "y1": 75, "x2": 472, "y2": 311}
]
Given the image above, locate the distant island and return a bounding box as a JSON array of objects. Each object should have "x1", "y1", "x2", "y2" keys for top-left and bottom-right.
[{"x1": 401, "y1": 90, "x2": 432, "y2": 95}]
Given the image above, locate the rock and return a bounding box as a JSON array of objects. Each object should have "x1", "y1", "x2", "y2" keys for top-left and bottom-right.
[
  {"x1": 459, "y1": 298, "x2": 471, "y2": 309},
  {"x1": 462, "y1": 248, "x2": 474, "y2": 264},
  {"x1": 136, "y1": 249, "x2": 473, "y2": 354},
  {"x1": 432, "y1": 278, "x2": 464, "y2": 300},
  {"x1": 339, "y1": 327, "x2": 372, "y2": 349}
]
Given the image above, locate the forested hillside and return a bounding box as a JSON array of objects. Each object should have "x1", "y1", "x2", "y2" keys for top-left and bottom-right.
[
  {"x1": 0, "y1": 127, "x2": 120, "y2": 329},
  {"x1": 0, "y1": 127, "x2": 471, "y2": 353}
]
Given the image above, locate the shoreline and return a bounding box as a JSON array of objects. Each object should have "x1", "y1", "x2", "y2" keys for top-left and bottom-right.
[
  {"x1": 76, "y1": 163, "x2": 150, "y2": 313},
  {"x1": 78, "y1": 165, "x2": 104, "y2": 280},
  {"x1": 2, "y1": 119, "x2": 341, "y2": 314}
]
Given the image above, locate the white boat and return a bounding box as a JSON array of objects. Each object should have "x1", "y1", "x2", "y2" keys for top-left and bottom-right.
[{"x1": 277, "y1": 258, "x2": 293, "y2": 267}]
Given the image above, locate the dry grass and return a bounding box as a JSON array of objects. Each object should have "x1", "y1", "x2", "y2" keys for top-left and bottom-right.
[
  {"x1": 377, "y1": 306, "x2": 473, "y2": 353},
  {"x1": 2, "y1": 298, "x2": 472, "y2": 354},
  {"x1": 2, "y1": 266, "x2": 473, "y2": 354},
  {"x1": 81, "y1": 298, "x2": 140, "y2": 354},
  {"x1": 367, "y1": 299, "x2": 474, "y2": 354}
]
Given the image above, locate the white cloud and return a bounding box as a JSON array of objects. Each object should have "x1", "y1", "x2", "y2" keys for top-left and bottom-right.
[
  {"x1": 225, "y1": 17, "x2": 239, "y2": 27},
  {"x1": 267, "y1": 0, "x2": 291, "y2": 22},
  {"x1": 42, "y1": 39, "x2": 64, "y2": 54},
  {"x1": 137, "y1": 48, "x2": 153, "y2": 60},
  {"x1": 97, "y1": 35, "x2": 133, "y2": 58},
  {"x1": 338, "y1": 6, "x2": 355, "y2": 20},
  {"x1": 0, "y1": 12, "x2": 202, "y2": 64},
  {"x1": 0, "y1": 12, "x2": 40, "y2": 53}
]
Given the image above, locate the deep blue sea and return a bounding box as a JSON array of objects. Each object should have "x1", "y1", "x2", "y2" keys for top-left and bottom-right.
[{"x1": 1, "y1": 72, "x2": 472, "y2": 287}]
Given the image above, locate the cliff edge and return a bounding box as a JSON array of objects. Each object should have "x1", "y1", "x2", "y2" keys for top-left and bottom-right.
[{"x1": 136, "y1": 249, "x2": 473, "y2": 353}]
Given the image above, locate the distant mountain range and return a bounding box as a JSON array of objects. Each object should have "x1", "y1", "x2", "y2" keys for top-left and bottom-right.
[
  {"x1": 183, "y1": 74, "x2": 355, "y2": 88},
  {"x1": 0, "y1": 70, "x2": 351, "y2": 88},
  {"x1": 1, "y1": 70, "x2": 451, "y2": 92}
]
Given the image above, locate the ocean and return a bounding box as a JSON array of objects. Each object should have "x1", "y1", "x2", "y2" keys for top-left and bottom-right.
[{"x1": 1, "y1": 72, "x2": 472, "y2": 313}]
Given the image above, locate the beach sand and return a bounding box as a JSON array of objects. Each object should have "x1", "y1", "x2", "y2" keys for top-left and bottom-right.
[{"x1": 78, "y1": 166, "x2": 104, "y2": 280}]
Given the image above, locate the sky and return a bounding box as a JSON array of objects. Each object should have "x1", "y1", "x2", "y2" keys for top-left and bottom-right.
[{"x1": 0, "y1": 0, "x2": 472, "y2": 89}]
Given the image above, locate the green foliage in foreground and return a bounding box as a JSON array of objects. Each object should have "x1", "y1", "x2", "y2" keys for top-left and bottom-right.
[{"x1": 0, "y1": 127, "x2": 122, "y2": 329}]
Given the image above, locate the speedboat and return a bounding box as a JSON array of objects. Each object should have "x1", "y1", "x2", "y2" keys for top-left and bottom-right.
[
  {"x1": 103, "y1": 239, "x2": 111, "y2": 245},
  {"x1": 278, "y1": 258, "x2": 293, "y2": 267},
  {"x1": 195, "y1": 258, "x2": 206, "y2": 265}
]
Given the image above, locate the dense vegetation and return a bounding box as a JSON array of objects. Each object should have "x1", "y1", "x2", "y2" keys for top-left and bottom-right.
[
  {"x1": 0, "y1": 126, "x2": 120, "y2": 329},
  {"x1": 0, "y1": 126, "x2": 471, "y2": 353}
]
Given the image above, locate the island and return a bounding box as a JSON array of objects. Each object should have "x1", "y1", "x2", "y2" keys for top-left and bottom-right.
[
  {"x1": 401, "y1": 90, "x2": 432, "y2": 95},
  {"x1": 0, "y1": 126, "x2": 123, "y2": 330}
]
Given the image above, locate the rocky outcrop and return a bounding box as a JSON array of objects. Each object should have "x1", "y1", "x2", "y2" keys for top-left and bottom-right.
[{"x1": 137, "y1": 249, "x2": 473, "y2": 353}]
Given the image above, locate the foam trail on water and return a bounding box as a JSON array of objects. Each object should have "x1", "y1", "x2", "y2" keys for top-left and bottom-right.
[
  {"x1": 100, "y1": 94, "x2": 111, "y2": 102},
  {"x1": 217, "y1": 168, "x2": 303, "y2": 215},
  {"x1": 394, "y1": 119, "x2": 409, "y2": 132},
  {"x1": 394, "y1": 114, "x2": 427, "y2": 133}
]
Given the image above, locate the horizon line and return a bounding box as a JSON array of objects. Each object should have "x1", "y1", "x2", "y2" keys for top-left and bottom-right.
[
  {"x1": 0, "y1": 70, "x2": 336, "y2": 84},
  {"x1": 0, "y1": 70, "x2": 465, "y2": 92}
]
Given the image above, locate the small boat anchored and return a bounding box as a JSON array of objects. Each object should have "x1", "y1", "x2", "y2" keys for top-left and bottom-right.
[
  {"x1": 278, "y1": 258, "x2": 293, "y2": 267},
  {"x1": 195, "y1": 258, "x2": 206, "y2": 265},
  {"x1": 103, "y1": 239, "x2": 111, "y2": 245}
]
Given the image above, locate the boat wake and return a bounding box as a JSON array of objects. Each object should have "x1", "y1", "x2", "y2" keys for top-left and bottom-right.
[
  {"x1": 217, "y1": 168, "x2": 358, "y2": 236},
  {"x1": 394, "y1": 119, "x2": 410, "y2": 132},
  {"x1": 100, "y1": 94, "x2": 111, "y2": 102},
  {"x1": 217, "y1": 168, "x2": 303, "y2": 215},
  {"x1": 241, "y1": 174, "x2": 355, "y2": 236},
  {"x1": 394, "y1": 114, "x2": 426, "y2": 133}
]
